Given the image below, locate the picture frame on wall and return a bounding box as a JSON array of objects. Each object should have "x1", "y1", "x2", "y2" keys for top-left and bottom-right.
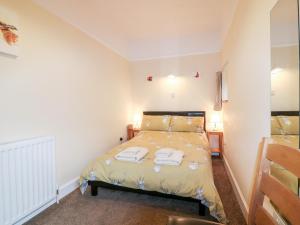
[{"x1": 0, "y1": 6, "x2": 19, "y2": 57}]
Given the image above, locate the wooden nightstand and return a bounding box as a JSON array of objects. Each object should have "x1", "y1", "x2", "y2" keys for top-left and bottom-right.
[
  {"x1": 127, "y1": 124, "x2": 140, "y2": 140},
  {"x1": 207, "y1": 131, "x2": 223, "y2": 157}
]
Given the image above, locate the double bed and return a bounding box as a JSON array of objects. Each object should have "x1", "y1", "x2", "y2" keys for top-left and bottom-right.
[
  {"x1": 270, "y1": 111, "x2": 299, "y2": 195},
  {"x1": 80, "y1": 111, "x2": 226, "y2": 223}
]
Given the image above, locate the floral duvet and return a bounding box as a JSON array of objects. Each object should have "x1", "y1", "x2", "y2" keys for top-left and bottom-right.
[{"x1": 80, "y1": 131, "x2": 226, "y2": 223}]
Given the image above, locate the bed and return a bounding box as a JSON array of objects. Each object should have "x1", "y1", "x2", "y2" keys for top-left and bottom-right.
[
  {"x1": 80, "y1": 111, "x2": 226, "y2": 223},
  {"x1": 270, "y1": 111, "x2": 299, "y2": 195}
]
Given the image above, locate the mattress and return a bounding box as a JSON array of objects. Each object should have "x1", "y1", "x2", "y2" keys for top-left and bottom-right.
[
  {"x1": 80, "y1": 130, "x2": 226, "y2": 223},
  {"x1": 271, "y1": 135, "x2": 299, "y2": 149},
  {"x1": 271, "y1": 135, "x2": 299, "y2": 195}
]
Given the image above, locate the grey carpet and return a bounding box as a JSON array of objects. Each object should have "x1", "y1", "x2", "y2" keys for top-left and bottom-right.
[{"x1": 25, "y1": 159, "x2": 246, "y2": 225}]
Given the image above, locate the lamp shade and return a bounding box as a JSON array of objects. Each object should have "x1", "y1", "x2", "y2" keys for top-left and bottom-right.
[{"x1": 211, "y1": 114, "x2": 221, "y2": 123}]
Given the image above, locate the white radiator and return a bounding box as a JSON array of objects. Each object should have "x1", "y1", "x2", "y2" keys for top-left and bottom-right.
[{"x1": 0, "y1": 136, "x2": 56, "y2": 225}]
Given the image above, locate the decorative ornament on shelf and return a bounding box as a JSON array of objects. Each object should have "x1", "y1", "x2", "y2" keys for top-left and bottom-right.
[
  {"x1": 195, "y1": 72, "x2": 200, "y2": 78},
  {"x1": 0, "y1": 7, "x2": 19, "y2": 57},
  {"x1": 147, "y1": 75, "x2": 153, "y2": 81}
]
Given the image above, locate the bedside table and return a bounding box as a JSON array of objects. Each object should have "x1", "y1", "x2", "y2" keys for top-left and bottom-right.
[
  {"x1": 127, "y1": 124, "x2": 140, "y2": 140},
  {"x1": 207, "y1": 131, "x2": 223, "y2": 157}
]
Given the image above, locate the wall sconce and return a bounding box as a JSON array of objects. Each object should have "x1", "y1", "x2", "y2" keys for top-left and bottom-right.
[
  {"x1": 168, "y1": 74, "x2": 176, "y2": 80},
  {"x1": 167, "y1": 74, "x2": 177, "y2": 86},
  {"x1": 271, "y1": 68, "x2": 283, "y2": 76}
]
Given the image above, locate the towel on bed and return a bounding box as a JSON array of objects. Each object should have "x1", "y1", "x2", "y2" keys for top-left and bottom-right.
[
  {"x1": 154, "y1": 148, "x2": 184, "y2": 166},
  {"x1": 115, "y1": 147, "x2": 148, "y2": 162},
  {"x1": 155, "y1": 148, "x2": 176, "y2": 158}
]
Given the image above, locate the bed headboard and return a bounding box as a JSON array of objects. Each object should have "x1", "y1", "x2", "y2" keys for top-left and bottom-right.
[
  {"x1": 271, "y1": 111, "x2": 300, "y2": 116},
  {"x1": 143, "y1": 111, "x2": 206, "y2": 131}
]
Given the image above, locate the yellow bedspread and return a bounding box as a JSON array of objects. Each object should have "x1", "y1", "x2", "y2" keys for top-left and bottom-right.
[
  {"x1": 271, "y1": 135, "x2": 299, "y2": 149},
  {"x1": 271, "y1": 135, "x2": 299, "y2": 195},
  {"x1": 80, "y1": 131, "x2": 226, "y2": 223}
]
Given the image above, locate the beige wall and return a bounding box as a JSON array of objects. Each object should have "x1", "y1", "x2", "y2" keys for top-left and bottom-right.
[
  {"x1": 271, "y1": 45, "x2": 299, "y2": 111},
  {"x1": 0, "y1": 0, "x2": 131, "y2": 186},
  {"x1": 130, "y1": 53, "x2": 221, "y2": 128},
  {"x1": 221, "y1": 0, "x2": 277, "y2": 212},
  {"x1": 1, "y1": 0, "x2": 282, "y2": 216}
]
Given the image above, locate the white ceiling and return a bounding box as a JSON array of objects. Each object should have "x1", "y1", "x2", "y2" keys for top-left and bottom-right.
[
  {"x1": 33, "y1": 0, "x2": 239, "y2": 61},
  {"x1": 271, "y1": 0, "x2": 299, "y2": 47}
]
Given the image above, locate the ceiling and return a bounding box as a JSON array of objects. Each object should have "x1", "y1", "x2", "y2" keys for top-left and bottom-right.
[
  {"x1": 271, "y1": 0, "x2": 299, "y2": 47},
  {"x1": 33, "y1": 0, "x2": 239, "y2": 61}
]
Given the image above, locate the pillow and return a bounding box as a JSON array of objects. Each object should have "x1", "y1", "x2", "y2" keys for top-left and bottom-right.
[
  {"x1": 271, "y1": 116, "x2": 283, "y2": 135},
  {"x1": 170, "y1": 116, "x2": 204, "y2": 132},
  {"x1": 141, "y1": 115, "x2": 171, "y2": 131},
  {"x1": 277, "y1": 116, "x2": 299, "y2": 135}
]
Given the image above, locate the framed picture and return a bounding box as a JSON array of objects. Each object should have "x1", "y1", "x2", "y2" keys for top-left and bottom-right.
[{"x1": 0, "y1": 6, "x2": 19, "y2": 57}]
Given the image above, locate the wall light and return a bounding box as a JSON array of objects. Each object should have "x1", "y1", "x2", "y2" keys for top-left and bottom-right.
[
  {"x1": 271, "y1": 67, "x2": 283, "y2": 76},
  {"x1": 168, "y1": 74, "x2": 176, "y2": 80}
]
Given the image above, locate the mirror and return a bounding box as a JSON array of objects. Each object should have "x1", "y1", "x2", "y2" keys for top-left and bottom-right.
[
  {"x1": 270, "y1": 0, "x2": 299, "y2": 198},
  {"x1": 271, "y1": 0, "x2": 299, "y2": 148}
]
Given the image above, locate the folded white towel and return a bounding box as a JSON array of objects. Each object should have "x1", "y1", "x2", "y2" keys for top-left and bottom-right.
[
  {"x1": 154, "y1": 154, "x2": 183, "y2": 166},
  {"x1": 115, "y1": 147, "x2": 148, "y2": 162},
  {"x1": 155, "y1": 148, "x2": 184, "y2": 158},
  {"x1": 155, "y1": 148, "x2": 174, "y2": 158},
  {"x1": 154, "y1": 148, "x2": 184, "y2": 166}
]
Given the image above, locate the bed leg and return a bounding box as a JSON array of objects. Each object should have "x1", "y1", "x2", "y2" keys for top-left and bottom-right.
[
  {"x1": 198, "y1": 202, "x2": 206, "y2": 216},
  {"x1": 91, "y1": 182, "x2": 98, "y2": 196}
]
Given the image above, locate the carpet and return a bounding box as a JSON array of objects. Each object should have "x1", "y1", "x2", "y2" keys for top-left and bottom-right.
[{"x1": 25, "y1": 159, "x2": 246, "y2": 225}]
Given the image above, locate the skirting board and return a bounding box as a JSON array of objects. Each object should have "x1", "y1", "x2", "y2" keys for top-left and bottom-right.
[
  {"x1": 15, "y1": 177, "x2": 80, "y2": 224},
  {"x1": 223, "y1": 155, "x2": 249, "y2": 221},
  {"x1": 15, "y1": 198, "x2": 57, "y2": 225},
  {"x1": 58, "y1": 176, "x2": 80, "y2": 201}
]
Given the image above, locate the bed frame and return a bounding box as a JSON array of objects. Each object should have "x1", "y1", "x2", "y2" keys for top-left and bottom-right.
[
  {"x1": 271, "y1": 111, "x2": 299, "y2": 116},
  {"x1": 88, "y1": 111, "x2": 207, "y2": 216}
]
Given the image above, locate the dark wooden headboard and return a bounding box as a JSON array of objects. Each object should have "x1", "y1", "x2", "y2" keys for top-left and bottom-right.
[
  {"x1": 143, "y1": 111, "x2": 206, "y2": 131},
  {"x1": 271, "y1": 111, "x2": 300, "y2": 151},
  {"x1": 271, "y1": 111, "x2": 300, "y2": 116}
]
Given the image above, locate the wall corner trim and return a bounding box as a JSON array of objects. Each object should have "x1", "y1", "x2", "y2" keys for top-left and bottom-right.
[
  {"x1": 223, "y1": 155, "x2": 249, "y2": 221},
  {"x1": 58, "y1": 176, "x2": 80, "y2": 201}
]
